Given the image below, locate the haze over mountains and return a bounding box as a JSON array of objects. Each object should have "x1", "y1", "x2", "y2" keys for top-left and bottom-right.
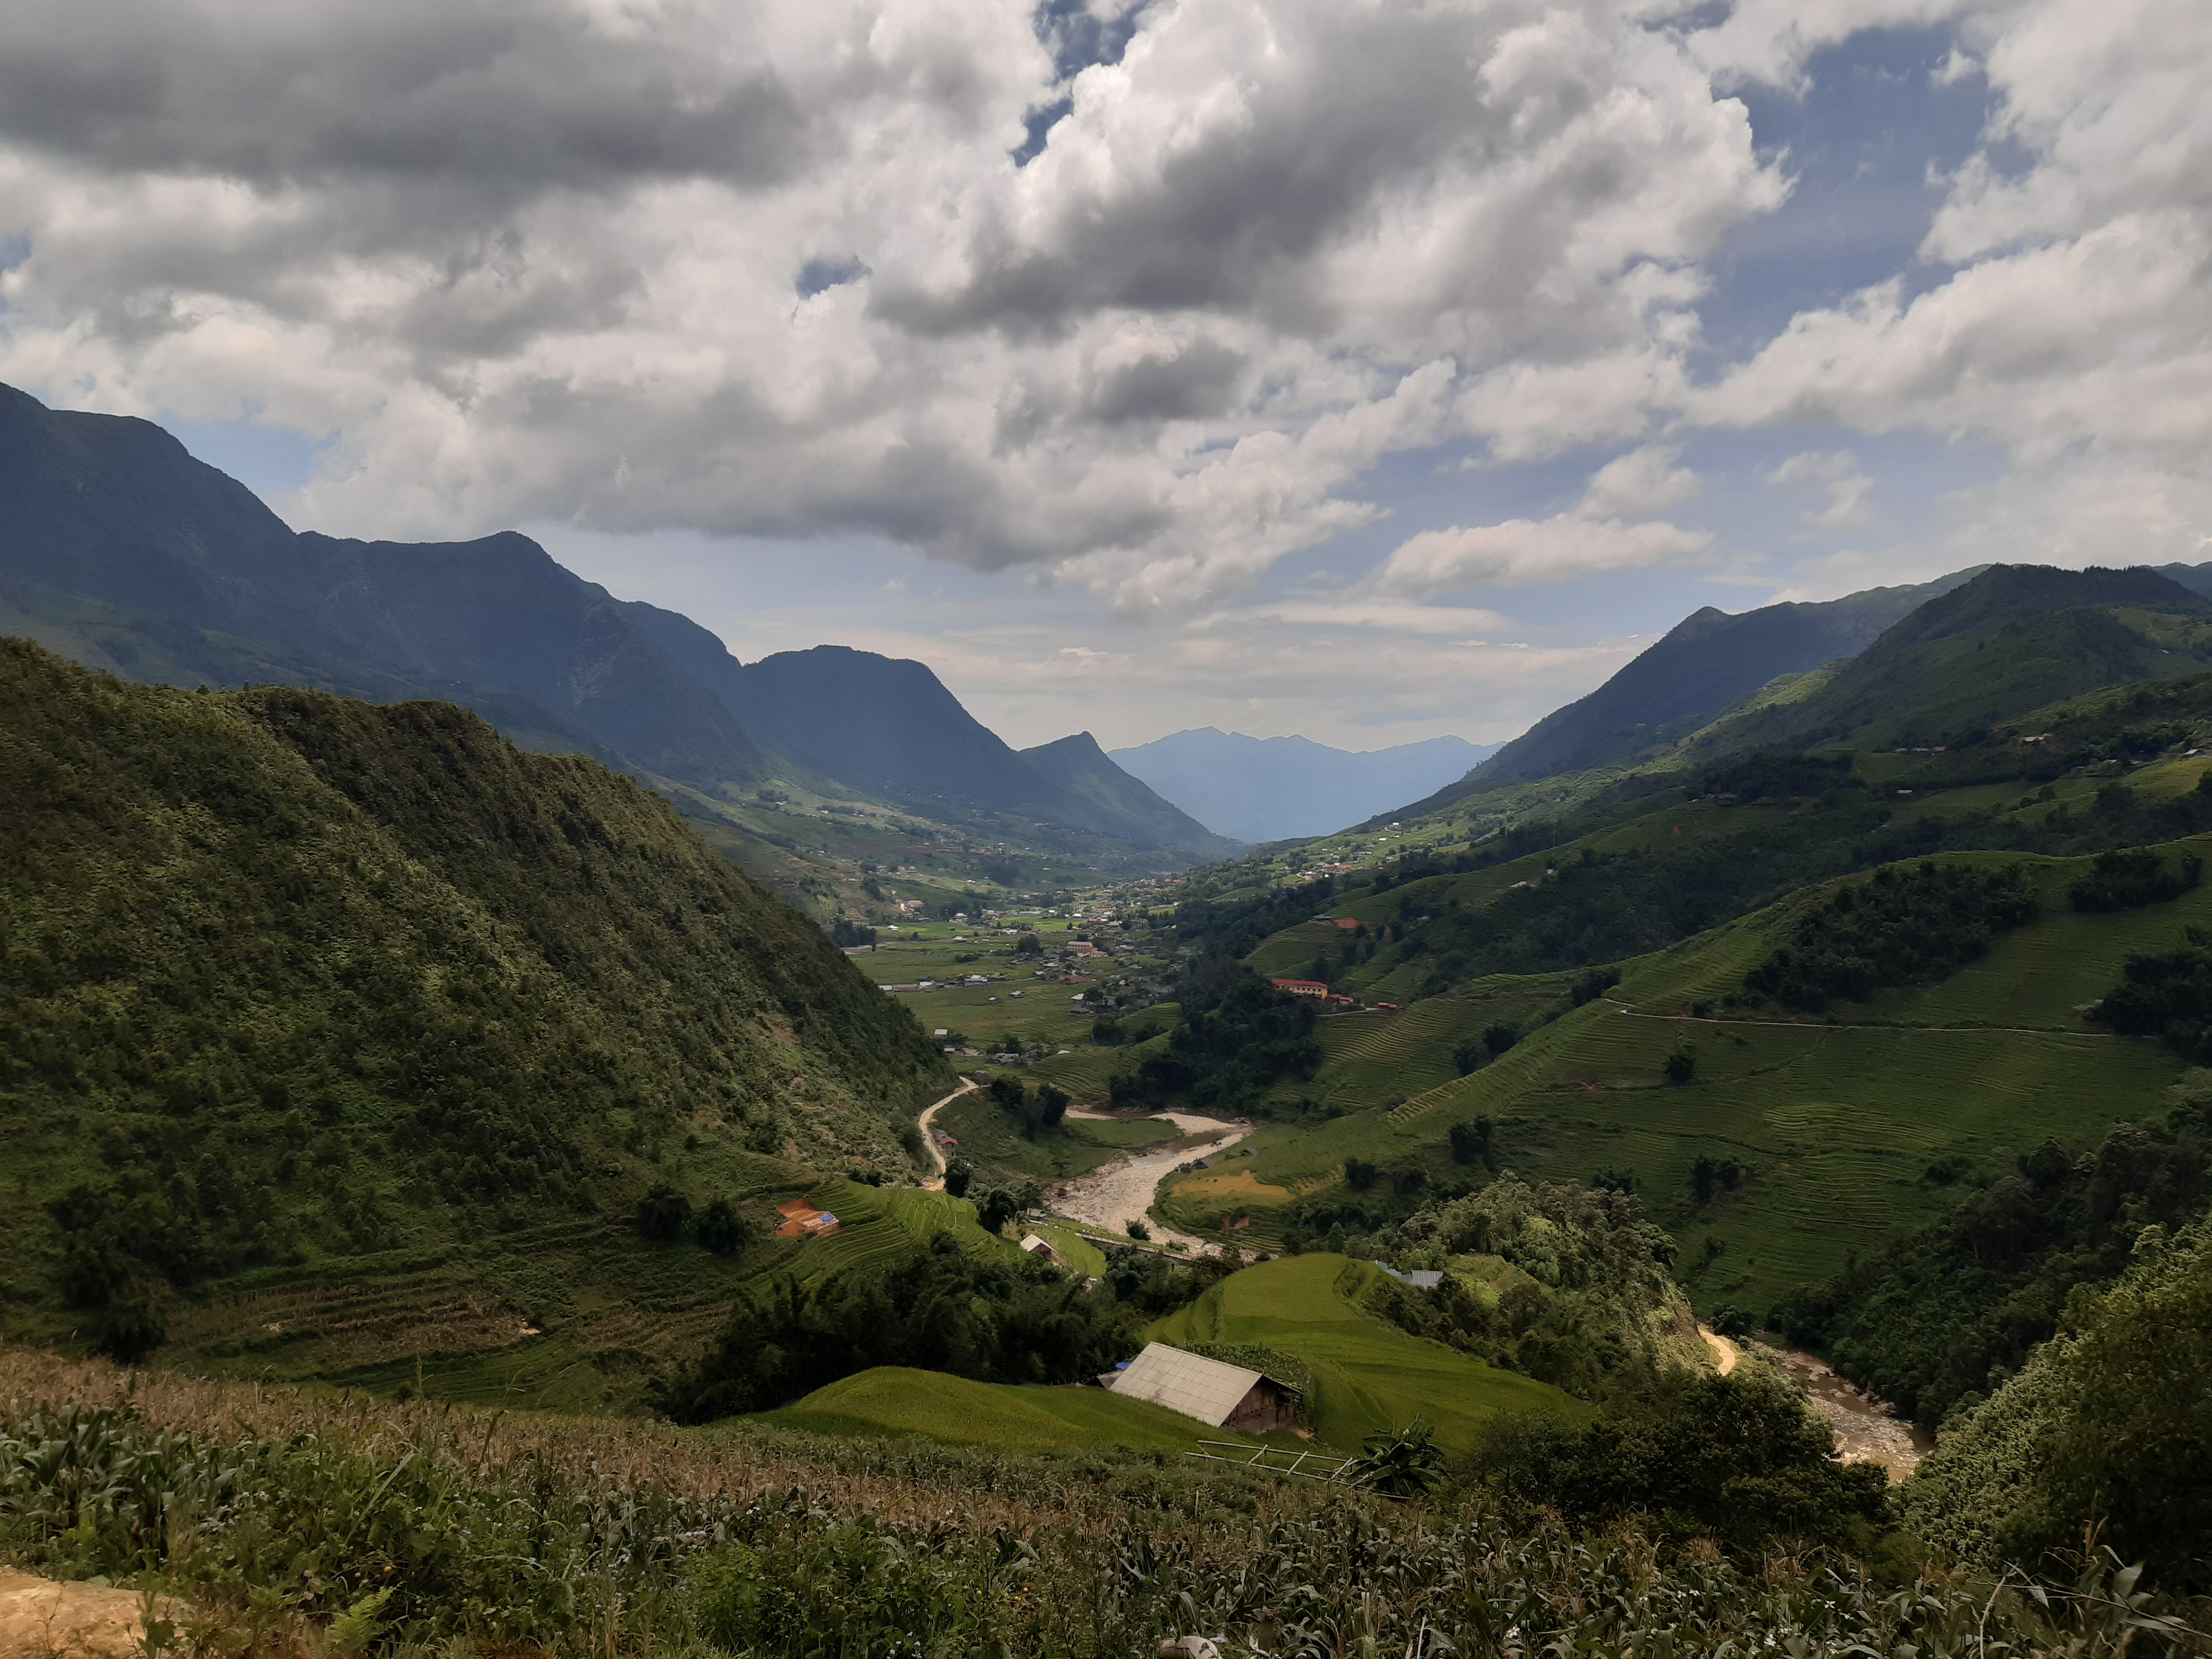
[
  {"x1": 1111, "y1": 729, "x2": 1498, "y2": 843},
  {"x1": 0, "y1": 383, "x2": 1228, "y2": 861}
]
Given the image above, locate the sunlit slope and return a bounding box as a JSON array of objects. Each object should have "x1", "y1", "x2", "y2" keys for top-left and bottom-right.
[
  {"x1": 1232, "y1": 844, "x2": 2211, "y2": 1317},
  {"x1": 1146, "y1": 1253, "x2": 1579, "y2": 1452},
  {"x1": 752, "y1": 1366, "x2": 1232, "y2": 1452}
]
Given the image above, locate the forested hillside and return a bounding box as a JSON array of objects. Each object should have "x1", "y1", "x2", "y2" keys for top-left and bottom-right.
[{"x1": 0, "y1": 641, "x2": 946, "y2": 1358}]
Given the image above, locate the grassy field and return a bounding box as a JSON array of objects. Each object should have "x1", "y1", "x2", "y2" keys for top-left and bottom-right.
[
  {"x1": 1145, "y1": 1254, "x2": 1581, "y2": 1454},
  {"x1": 751, "y1": 1366, "x2": 1247, "y2": 1452},
  {"x1": 1226, "y1": 843, "x2": 2212, "y2": 1315}
]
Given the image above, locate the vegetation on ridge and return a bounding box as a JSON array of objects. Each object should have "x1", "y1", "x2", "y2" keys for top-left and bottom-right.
[{"x1": 0, "y1": 641, "x2": 944, "y2": 1361}]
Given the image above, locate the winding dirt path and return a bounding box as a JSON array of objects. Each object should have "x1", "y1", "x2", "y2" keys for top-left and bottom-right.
[
  {"x1": 916, "y1": 1077, "x2": 981, "y2": 1191},
  {"x1": 1698, "y1": 1324, "x2": 1740, "y2": 1375},
  {"x1": 1051, "y1": 1109, "x2": 1254, "y2": 1254}
]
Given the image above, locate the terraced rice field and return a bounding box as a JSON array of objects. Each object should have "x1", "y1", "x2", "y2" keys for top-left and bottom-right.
[
  {"x1": 1145, "y1": 1254, "x2": 1579, "y2": 1454},
  {"x1": 752, "y1": 1366, "x2": 1238, "y2": 1452},
  {"x1": 1234, "y1": 842, "x2": 2212, "y2": 1317}
]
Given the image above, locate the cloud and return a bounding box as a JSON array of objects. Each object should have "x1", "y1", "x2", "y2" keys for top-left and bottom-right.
[
  {"x1": 1689, "y1": 0, "x2": 2212, "y2": 568},
  {"x1": 1766, "y1": 449, "x2": 1874, "y2": 529},
  {"x1": 1582, "y1": 443, "x2": 1701, "y2": 518},
  {"x1": 0, "y1": 0, "x2": 1786, "y2": 610},
  {"x1": 1369, "y1": 441, "x2": 1712, "y2": 597}
]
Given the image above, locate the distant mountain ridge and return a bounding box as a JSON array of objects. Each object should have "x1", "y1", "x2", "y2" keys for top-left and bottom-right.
[
  {"x1": 1413, "y1": 571, "x2": 1984, "y2": 812},
  {"x1": 1112, "y1": 728, "x2": 1498, "y2": 842},
  {"x1": 0, "y1": 381, "x2": 1224, "y2": 859}
]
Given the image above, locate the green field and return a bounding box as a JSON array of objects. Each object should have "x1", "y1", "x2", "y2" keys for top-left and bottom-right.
[
  {"x1": 748, "y1": 1366, "x2": 1243, "y2": 1452},
  {"x1": 1145, "y1": 1254, "x2": 1581, "y2": 1453},
  {"x1": 1227, "y1": 844, "x2": 2210, "y2": 1314}
]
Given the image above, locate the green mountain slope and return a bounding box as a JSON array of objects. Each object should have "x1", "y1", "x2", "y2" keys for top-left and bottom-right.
[
  {"x1": 0, "y1": 640, "x2": 948, "y2": 1360},
  {"x1": 1212, "y1": 839, "x2": 2212, "y2": 1316},
  {"x1": 1693, "y1": 566, "x2": 2212, "y2": 755},
  {"x1": 1396, "y1": 570, "x2": 1977, "y2": 812}
]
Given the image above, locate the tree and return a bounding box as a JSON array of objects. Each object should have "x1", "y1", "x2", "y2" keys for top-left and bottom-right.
[
  {"x1": 1309, "y1": 955, "x2": 1334, "y2": 986},
  {"x1": 1344, "y1": 1156, "x2": 1379, "y2": 1190},
  {"x1": 1452, "y1": 1040, "x2": 1483, "y2": 1076},
  {"x1": 943, "y1": 1158, "x2": 974, "y2": 1198},
  {"x1": 1449, "y1": 1118, "x2": 1494, "y2": 1168},
  {"x1": 1034, "y1": 1084, "x2": 1070, "y2": 1132},
  {"x1": 695, "y1": 1197, "x2": 750, "y2": 1256},
  {"x1": 976, "y1": 1187, "x2": 1021, "y2": 1235},
  {"x1": 1663, "y1": 1047, "x2": 1695, "y2": 1084},
  {"x1": 637, "y1": 1184, "x2": 692, "y2": 1240},
  {"x1": 1692, "y1": 1155, "x2": 1718, "y2": 1204},
  {"x1": 829, "y1": 917, "x2": 877, "y2": 948},
  {"x1": 1482, "y1": 1023, "x2": 1519, "y2": 1057},
  {"x1": 1013, "y1": 933, "x2": 1043, "y2": 956},
  {"x1": 1126, "y1": 1217, "x2": 1151, "y2": 1241}
]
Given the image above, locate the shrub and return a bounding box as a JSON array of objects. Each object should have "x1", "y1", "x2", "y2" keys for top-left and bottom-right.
[
  {"x1": 637, "y1": 1184, "x2": 692, "y2": 1241},
  {"x1": 694, "y1": 1197, "x2": 749, "y2": 1257},
  {"x1": 2069, "y1": 849, "x2": 2203, "y2": 913},
  {"x1": 1743, "y1": 862, "x2": 2038, "y2": 1012}
]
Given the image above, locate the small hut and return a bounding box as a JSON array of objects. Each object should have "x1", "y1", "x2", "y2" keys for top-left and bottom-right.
[
  {"x1": 1017, "y1": 1233, "x2": 1060, "y2": 1264},
  {"x1": 1106, "y1": 1342, "x2": 1300, "y2": 1433}
]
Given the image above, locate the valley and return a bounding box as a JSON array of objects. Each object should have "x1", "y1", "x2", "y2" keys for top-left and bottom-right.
[{"x1": 8, "y1": 552, "x2": 2212, "y2": 1646}]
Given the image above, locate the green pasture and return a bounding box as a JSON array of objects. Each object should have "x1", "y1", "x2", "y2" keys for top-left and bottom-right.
[
  {"x1": 746, "y1": 1366, "x2": 1252, "y2": 1452},
  {"x1": 1145, "y1": 1254, "x2": 1580, "y2": 1454}
]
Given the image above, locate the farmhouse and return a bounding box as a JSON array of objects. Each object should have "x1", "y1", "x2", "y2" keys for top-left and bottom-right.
[
  {"x1": 1105, "y1": 1342, "x2": 1301, "y2": 1433},
  {"x1": 773, "y1": 1199, "x2": 840, "y2": 1239},
  {"x1": 1016, "y1": 1233, "x2": 1060, "y2": 1264},
  {"x1": 1271, "y1": 978, "x2": 1329, "y2": 998}
]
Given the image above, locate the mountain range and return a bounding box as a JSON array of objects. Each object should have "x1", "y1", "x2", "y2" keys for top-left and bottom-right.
[
  {"x1": 1110, "y1": 729, "x2": 1498, "y2": 842},
  {"x1": 1377, "y1": 561, "x2": 2212, "y2": 824},
  {"x1": 0, "y1": 382, "x2": 1230, "y2": 862}
]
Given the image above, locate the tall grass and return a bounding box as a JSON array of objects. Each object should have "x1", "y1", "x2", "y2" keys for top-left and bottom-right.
[{"x1": 1, "y1": 1351, "x2": 2202, "y2": 1657}]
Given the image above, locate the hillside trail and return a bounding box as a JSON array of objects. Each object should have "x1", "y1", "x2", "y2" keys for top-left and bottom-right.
[
  {"x1": 0, "y1": 1570, "x2": 180, "y2": 1658},
  {"x1": 1054, "y1": 1108, "x2": 1254, "y2": 1254},
  {"x1": 916, "y1": 1077, "x2": 982, "y2": 1191},
  {"x1": 1698, "y1": 1324, "x2": 1740, "y2": 1374}
]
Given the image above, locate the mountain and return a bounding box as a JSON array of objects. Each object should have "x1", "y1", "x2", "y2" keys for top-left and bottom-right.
[
  {"x1": 1110, "y1": 728, "x2": 1498, "y2": 842},
  {"x1": 638, "y1": 639, "x2": 1233, "y2": 854},
  {"x1": 0, "y1": 381, "x2": 1222, "y2": 860},
  {"x1": 1404, "y1": 570, "x2": 1982, "y2": 813},
  {"x1": 0, "y1": 382, "x2": 767, "y2": 790},
  {"x1": 1017, "y1": 731, "x2": 1228, "y2": 849},
  {"x1": 0, "y1": 637, "x2": 946, "y2": 1353},
  {"x1": 1695, "y1": 564, "x2": 2212, "y2": 756}
]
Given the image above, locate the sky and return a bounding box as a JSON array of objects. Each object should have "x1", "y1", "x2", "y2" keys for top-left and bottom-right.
[{"x1": 2, "y1": 0, "x2": 2206, "y2": 752}]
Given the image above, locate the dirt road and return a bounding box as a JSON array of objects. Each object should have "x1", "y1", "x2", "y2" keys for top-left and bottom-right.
[
  {"x1": 1698, "y1": 1324, "x2": 1740, "y2": 1374},
  {"x1": 1052, "y1": 1109, "x2": 1253, "y2": 1253},
  {"x1": 916, "y1": 1077, "x2": 981, "y2": 1191}
]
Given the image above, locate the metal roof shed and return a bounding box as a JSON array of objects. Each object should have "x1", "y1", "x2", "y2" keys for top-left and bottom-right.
[{"x1": 1106, "y1": 1342, "x2": 1299, "y2": 1433}]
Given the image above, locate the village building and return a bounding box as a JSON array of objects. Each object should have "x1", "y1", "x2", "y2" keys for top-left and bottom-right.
[
  {"x1": 773, "y1": 1199, "x2": 840, "y2": 1239},
  {"x1": 1271, "y1": 978, "x2": 1329, "y2": 998},
  {"x1": 1105, "y1": 1342, "x2": 1301, "y2": 1433},
  {"x1": 1016, "y1": 1233, "x2": 1060, "y2": 1264}
]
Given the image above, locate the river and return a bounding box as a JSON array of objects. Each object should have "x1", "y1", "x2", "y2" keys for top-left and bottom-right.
[{"x1": 1050, "y1": 1108, "x2": 1253, "y2": 1253}]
